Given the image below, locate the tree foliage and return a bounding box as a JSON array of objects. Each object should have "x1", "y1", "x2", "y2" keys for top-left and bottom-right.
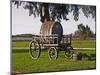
[
  {"x1": 12, "y1": 0, "x2": 96, "y2": 22},
  {"x1": 74, "y1": 24, "x2": 94, "y2": 40}
]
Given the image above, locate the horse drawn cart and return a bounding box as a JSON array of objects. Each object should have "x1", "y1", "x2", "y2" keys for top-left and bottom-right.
[{"x1": 29, "y1": 34, "x2": 74, "y2": 60}]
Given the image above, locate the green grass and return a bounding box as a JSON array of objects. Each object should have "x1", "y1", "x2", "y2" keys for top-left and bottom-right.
[
  {"x1": 11, "y1": 39, "x2": 96, "y2": 74},
  {"x1": 72, "y1": 39, "x2": 96, "y2": 48},
  {"x1": 12, "y1": 41, "x2": 30, "y2": 48},
  {"x1": 12, "y1": 39, "x2": 96, "y2": 48},
  {"x1": 12, "y1": 49, "x2": 96, "y2": 74}
]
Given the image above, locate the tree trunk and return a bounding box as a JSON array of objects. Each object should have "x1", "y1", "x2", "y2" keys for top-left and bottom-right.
[
  {"x1": 40, "y1": 3, "x2": 50, "y2": 23},
  {"x1": 40, "y1": 3, "x2": 52, "y2": 36}
]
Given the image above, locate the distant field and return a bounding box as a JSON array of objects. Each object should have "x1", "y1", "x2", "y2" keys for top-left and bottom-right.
[
  {"x1": 12, "y1": 39, "x2": 96, "y2": 48},
  {"x1": 12, "y1": 41, "x2": 30, "y2": 48},
  {"x1": 72, "y1": 39, "x2": 96, "y2": 48},
  {"x1": 11, "y1": 39, "x2": 96, "y2": 74}
]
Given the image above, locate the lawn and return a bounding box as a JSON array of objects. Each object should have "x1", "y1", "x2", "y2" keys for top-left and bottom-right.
[
  {"x1": 12, "y1": 41, "x2": 30, "y2": 48},
  {"x1": 12, "y1": 49, "x2": 96, "y2": 74},
  {"x1": 12, "y1": 39, "x2": 96, "y2": 48},
  {"x1": 72, "y1": 39, "x2": 96, "y2": 48},
  {"x1": 11, "y1": 39, "x2": 96, "y2": 74}
]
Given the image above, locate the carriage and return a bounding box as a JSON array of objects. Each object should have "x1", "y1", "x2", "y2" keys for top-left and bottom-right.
[{"x1": 29, "y1": 21, "x2": 74, "y2": 60}]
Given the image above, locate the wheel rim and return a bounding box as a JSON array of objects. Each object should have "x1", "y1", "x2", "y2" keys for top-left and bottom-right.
[
  {"x1": 65, "y1": 46, "x2": 73, "y2": 58},
  {"x1": 48, "y1": 47, "x2": 57, "y2": 60},
  {"x1": 29, "y1": 40, "x2": 40, "y2": 59}
]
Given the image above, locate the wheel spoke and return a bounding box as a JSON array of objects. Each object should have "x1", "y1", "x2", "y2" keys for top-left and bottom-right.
[
  {"x1": 65, "y1": 46, "x2": 74, "y2": 58},
  {"x1": 48, "y1": 47, "x2": 57, "y2": 60},
  {"x1": 29, "y1": 40, "x2": 40, "y2": 59}
]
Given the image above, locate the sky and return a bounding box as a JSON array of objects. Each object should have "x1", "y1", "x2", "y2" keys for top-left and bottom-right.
[{"x1": 12, "y1": 3, "x2": 96, "y2": 35}]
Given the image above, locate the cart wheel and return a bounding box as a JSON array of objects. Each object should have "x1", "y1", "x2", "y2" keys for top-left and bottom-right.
[
  {"x1": 65, "y1": 46, "x2": 74, "y2": 58},
  {"x1": 29, "y1": 39, "x2": 41, "y2": 59},
  {"x1": 48, "y1": 47, "x2": 58, "y2": 60}
]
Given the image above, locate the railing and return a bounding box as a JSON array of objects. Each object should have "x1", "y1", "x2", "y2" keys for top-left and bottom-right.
[
  {"x1": 62, "y1": 34, "x2": 72, "y2": 45},
  {"x1": 32, "y1": 34, "x2": 59, "y2": 47}
]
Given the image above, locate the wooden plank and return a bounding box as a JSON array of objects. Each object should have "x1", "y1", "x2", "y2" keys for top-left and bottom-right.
[{"x1": 43, "y1": 44, "x2": 58, "y2": 47}]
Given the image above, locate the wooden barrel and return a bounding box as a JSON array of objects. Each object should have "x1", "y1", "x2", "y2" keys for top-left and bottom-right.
[
  {"x1": 51, "y1": 22, "x2": 63, "y2": 43},
  {"x1": 40, "y1": 21, "x2": 63, "y2": 43}
]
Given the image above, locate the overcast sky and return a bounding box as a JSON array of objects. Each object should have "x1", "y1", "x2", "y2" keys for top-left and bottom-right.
[{"x1": 12, "y1": 3, "x2": 96, "y2": 35}]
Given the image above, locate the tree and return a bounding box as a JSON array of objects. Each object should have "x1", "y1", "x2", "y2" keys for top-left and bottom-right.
[
  {"x1": 85, "y1": 25, "x2": 94, "y2": 38},
  {"x1": 74, "y1": 24, "x2": 94, "y2": 40},
  {"x1": 77, "y1": 24, "x2": 87, "y2": 39},
  {"x1": 12, "y1": 0, "x2": 96, "y2": 36},
  {"x1": 12, "y1": 0, "x2": 96, "y2": 22}
]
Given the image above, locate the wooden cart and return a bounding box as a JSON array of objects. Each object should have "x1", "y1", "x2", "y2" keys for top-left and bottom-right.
[{"x1": 29, "y1": 34, "x2": 74, "y2": 60}]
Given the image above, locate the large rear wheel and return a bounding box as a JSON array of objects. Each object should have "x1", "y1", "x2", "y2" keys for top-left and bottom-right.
[{"x1": 29, "y1": 39, "x2": 41, "y2": 59}]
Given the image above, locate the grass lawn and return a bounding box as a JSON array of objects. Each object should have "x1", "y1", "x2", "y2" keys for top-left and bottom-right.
[
  {"x1": 12, "y1": 49, "x2": 96, "y2": 74},
  {"x1": 72, "y1": 39, "x2": 96, "y2": 48},
  {"x1": 11, "y1": 39, "x2": 96, "y2": 74},
  {"x1": 12, "y1": 39, "x2": 96, "y2": 48},
  {"x1": 12, "y1": 41, "x2": 30, "y2": 48}
]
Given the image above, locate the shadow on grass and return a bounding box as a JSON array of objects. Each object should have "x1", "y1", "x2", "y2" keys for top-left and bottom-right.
[
  {"x1": 82, "y1": 53, "x2": 96, "y2": 61},
  {"x1": 12, "y1": 49, "x2": 96, "y2": 61},
  {"x1": 12, "y1": 49, "x2": 28, "y2": 53},
  {"x1": 12, "y1": 48, "x2": 48, "y2": 53}
]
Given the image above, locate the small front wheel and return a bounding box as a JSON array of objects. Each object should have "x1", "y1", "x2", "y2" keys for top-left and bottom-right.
[
  {"x1": 29, "y1": 39, "x2": 41, "y2": 59},
  {"x1": 65, "y1": 46, "x2": 74, "y2": 58},
  {"x1": 48, "y1": 47, "x2": 58, "y2": 60}
]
